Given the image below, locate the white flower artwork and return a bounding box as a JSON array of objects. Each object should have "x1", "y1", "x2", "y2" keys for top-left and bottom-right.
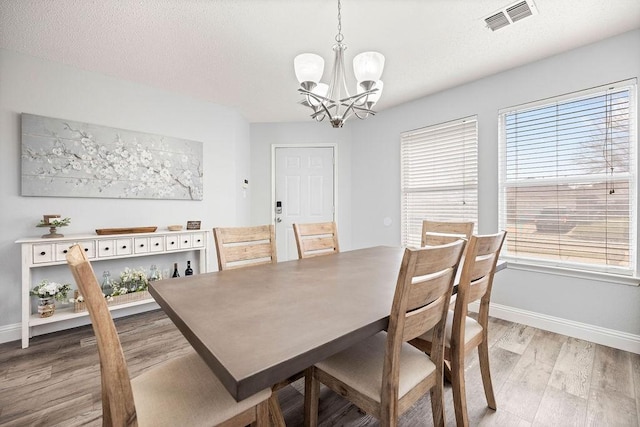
[{"x1": 21, "y1": 114, "x2": 203, "y2": 200}]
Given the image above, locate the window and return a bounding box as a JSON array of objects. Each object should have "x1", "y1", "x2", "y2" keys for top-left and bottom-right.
[
  {"x1": 499, "y1": 80, "x2": 637, "y2": 277},
  {"x1": 401, "y1": 116, "x2": 478, "y2": 248}
]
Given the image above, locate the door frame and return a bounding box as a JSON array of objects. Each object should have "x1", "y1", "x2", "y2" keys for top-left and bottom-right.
[{"x1": 270, "y1": 143, "x2": 339, "y2": 227}]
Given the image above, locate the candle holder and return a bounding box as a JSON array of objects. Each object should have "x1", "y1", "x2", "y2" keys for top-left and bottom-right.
[{"x1": 36, "y1": 215, "x2": 71, "y2": 238}]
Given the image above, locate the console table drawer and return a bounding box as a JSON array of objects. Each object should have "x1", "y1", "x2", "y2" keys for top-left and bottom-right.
[
  {"x1": 55, "y1": 241, "x2": 96, "y2": 261},
  {"x1": 97, "y1": 238, "x2": 133, "y2": 257},
  {"x1": 179, "y1": 234, "x2": 192, "y2": 249},
  {"x1": 192, "y1": 233, "x2": 205, "y2": 248},
  {"x1": 165, "y1": 235, "x2": 180, "y2": 251},
  {"x1": 149, "y1": 236, "x2": 164, "y2": 252},
  {"x1": 32, "y1": 244, "x2": 54, "y2": 264},
  {"x1": 134, "y1": 237, "x2": 150, "y2": 254}
]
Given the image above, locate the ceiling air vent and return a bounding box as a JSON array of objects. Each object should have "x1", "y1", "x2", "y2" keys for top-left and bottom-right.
[{"x1": 485, "y1": 0, "x2": 538, "y2": 31}]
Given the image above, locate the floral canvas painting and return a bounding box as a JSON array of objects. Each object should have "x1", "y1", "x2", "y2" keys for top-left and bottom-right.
[{"x1": 21, "y1": 114, "x2": 203, "y2": 200}]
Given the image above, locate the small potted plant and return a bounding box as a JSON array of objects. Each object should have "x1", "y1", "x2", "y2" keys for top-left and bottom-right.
[{"x1": 30, "y1": 280, "x2": 72, "y2": 317}]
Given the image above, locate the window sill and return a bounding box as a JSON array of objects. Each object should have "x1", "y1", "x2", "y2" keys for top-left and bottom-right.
[{"x1": 503, "y1": 259, "x2": 640, "y2": 287}]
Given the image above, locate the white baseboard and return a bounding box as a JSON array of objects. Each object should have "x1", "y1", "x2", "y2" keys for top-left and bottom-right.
[
  {"x1": 469, "y1": 301, "x2": 640, "y2": 355},
  {"x1": 0, "y1": 322, "x2": 21, "y2": 345}
]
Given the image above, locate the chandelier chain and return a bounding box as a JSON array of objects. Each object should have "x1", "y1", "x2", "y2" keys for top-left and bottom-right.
[{"x1": 335, "y1": 0, "x2": 344, "y2": 43}]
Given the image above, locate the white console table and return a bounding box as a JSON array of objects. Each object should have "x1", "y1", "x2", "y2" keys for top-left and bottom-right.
[{"x1": 17, "y1": 229, "x2": 209, "y2": 348}]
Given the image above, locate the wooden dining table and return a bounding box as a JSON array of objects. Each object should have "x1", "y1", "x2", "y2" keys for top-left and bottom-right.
[
  {"x1": 148, "y1": 245, "x2": 505, "y2": 404},
  {"x1": 149, "y1": 246, "x2": 405, "y2": 401}
]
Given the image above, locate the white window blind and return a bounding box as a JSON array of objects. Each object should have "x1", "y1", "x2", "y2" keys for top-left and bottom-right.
[
  {"x1": 498, "y1": 80, "x2": 637, "y2": 276},
  {"x1": 401, "y1": 116, "x2": 478, "y2": 248}
]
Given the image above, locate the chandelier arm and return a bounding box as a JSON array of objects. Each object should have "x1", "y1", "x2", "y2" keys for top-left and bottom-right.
[
  {"x1": 303, "y1": 91, "x2": 336, "y2": 121},
  {"x1": 338, "y1": 87, "x2": 378, "y2": 104}
]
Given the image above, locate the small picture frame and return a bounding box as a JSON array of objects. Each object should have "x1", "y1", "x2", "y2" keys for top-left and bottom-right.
[{"x1": 186, "y1": 220, "x2": 201, "y2": 230}]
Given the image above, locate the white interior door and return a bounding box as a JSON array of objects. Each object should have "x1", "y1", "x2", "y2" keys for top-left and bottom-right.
[{"x1": 274, "y1": 146, "x2": 335, "y2": 261}]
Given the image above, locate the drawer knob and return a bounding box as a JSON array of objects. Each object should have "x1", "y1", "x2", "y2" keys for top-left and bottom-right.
[
  {"x1": 63, "y1": 249, "x2": 68, "y2": 254},
  {"x1": 84, "y1": 248, "x2": 89, "y2": 252},
  {"x1": 170, "y1": 241, "x2": 175, "y2": 245},
  {"x1": 40, "y1": 251, "x2": 46, "y2": 256},
  {"x1": 105, "y1": 247, "x2": 110, "y2": 251},
  {"x1": 122, "y1": 245, "x2": 127, "y2": 249},
  {"x1": 155, "y1": 242, "x2": 160, "y2": 246},
  {"x1": 140, "y1": 244, "x2": 145, "y2": 247},
  {"x1": 184, "y1": 240, "x2": 188, "y2": 244}
]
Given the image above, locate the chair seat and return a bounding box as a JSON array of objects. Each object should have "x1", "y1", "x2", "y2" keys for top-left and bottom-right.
[
  {"x1": 315, "y1": 332, "x2": 436, "y2": 404},
  {"x1": 132, "y1": 351, "x2": 271, "y2": 426},
  {"x1": 419, "y1": 310, "x2": 484, "y2": 347}
]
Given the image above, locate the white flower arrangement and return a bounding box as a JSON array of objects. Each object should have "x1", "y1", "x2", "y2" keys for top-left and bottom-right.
[
  {"x1": 30, "y1": 280, "x2": 72, "y2": 301},
  {"x1": 118, "y1": 267, "x2": 149, "y2": 293},
  {"x1": 68, "y1": 267, "x2": 150, "y2": 307}
]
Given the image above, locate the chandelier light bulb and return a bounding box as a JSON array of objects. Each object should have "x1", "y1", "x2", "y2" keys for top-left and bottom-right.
[
  {"x1": 294, "y1": 53, "x2": 325, "y2": 84},
  {"x1": 353, "y1": 51, "x2": 385, "y2": 83}
]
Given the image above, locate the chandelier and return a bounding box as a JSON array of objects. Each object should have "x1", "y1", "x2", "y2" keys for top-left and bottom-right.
[{"x1": 294, "y1": 0, "x2": 385, "y2": 128}]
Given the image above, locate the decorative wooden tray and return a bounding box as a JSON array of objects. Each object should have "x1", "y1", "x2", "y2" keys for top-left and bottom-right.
[{"x1": 95, "y1": 226, "x2": 157, "y2": 235}]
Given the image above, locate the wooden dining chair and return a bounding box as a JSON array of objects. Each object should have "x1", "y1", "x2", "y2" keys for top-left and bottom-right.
[
  {"x1": 304, "y1": 239, "x2": 466, "y2": 427},
  {"x1": 292, "y1": 221, "x2": 340, "y2": 259},
  {"x1": 213, "y1": 224, "x2": 294, "y2": 426},
  {"x1": 421, "y1": 220, "x2": 474, "y2": 247},
  {"x1": 213, "y1": 224, "x2": 277, "y2": 270},
  {"x1": 65, "y1": 244, "x2": 271, "y2": 427},
  {"x1": 410, "y1": 231, "x2": 507, "y2": 427}
]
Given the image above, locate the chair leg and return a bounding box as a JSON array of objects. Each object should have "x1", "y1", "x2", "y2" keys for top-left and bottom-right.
[
  {"x1": 429, "y1": 378, "x2": 445, "y2": 427},
  {"x1": 255, "y1": 399, "x2": 270, "y2": 427},
  {"x1": 268, "y1": 394, "x2": 286, "y2": 427},
  {"x1": 450, "y1": 352, "x2": 469, "y2": 427},
  {"x1": 443, "y1": 360, "x2": 452, "y2": 383},
  {"x1": 304, "y1": 367, "x2": 319, "y2": 427},
  {"x1": 478, "y1": 338, "x2": 496, "y2": 409}
]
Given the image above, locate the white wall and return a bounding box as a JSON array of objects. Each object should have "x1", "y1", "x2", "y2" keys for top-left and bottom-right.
[
  {"x1": 348, "y1": 29, "x2": 640, "y2": 338},
  {"x1": 0, "y1": 49, "x2": 251, "y2": 332}
]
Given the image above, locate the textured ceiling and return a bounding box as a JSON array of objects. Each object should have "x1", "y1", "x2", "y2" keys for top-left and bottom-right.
[{"x1": 1, "y1": 0, "x2": 639, "y2": 123}]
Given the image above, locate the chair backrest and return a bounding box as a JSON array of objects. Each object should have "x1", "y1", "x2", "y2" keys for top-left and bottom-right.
[
  {"x1": 213, "y1": 225, "x2": 277, "y2": 270},
  {"x1": 382, "y1": 240, "x2": 466, "y2": 407},
  {"x1": 292, "y1": 221, "x2": 340, "y2": 259},
  {"x1": 66, "y1": 244, "x2": 137, "y2": 426},
  {"x1": 451, "y1": 231, "x2": 507, "y2": 345},
  {"x1": 421, "y1": 220, "x2": 474, "y2": 247}
]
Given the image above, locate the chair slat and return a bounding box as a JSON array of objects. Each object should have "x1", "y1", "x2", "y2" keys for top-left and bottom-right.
[
  {"x1": 406, "y1": 270, "x2": 454, "y2": 311},
  {"x1": 214, "y1": 225, "x2": 277, "y2": 270},
  {"x1": 293, "y1": 222, "x2": 340, "y2": 259},
  {"x1": 403, "y1": 294, "x2": 448, "y2": 341},
  {"x1": 421, "y1": 220, "x2": 474, "y2": 248}
]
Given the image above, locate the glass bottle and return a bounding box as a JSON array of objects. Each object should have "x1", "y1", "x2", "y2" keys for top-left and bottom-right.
[
  {"x1": 172, "y1": 262, "x2": 180, "y2": 278},
  {"x1": 184, "y1": 260, "x2": 193, "y2": 276},
  {"x1": 101, "y1": 270, "x2": 113, "y2": 296},
  {"x1": 149, "y1": 264, "x2": 161, "y2": 281}
]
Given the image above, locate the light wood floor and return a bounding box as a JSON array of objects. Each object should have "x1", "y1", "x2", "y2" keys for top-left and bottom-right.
[{"x1": 1, "y1": 309, "x2": 638, "y2": 426}]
